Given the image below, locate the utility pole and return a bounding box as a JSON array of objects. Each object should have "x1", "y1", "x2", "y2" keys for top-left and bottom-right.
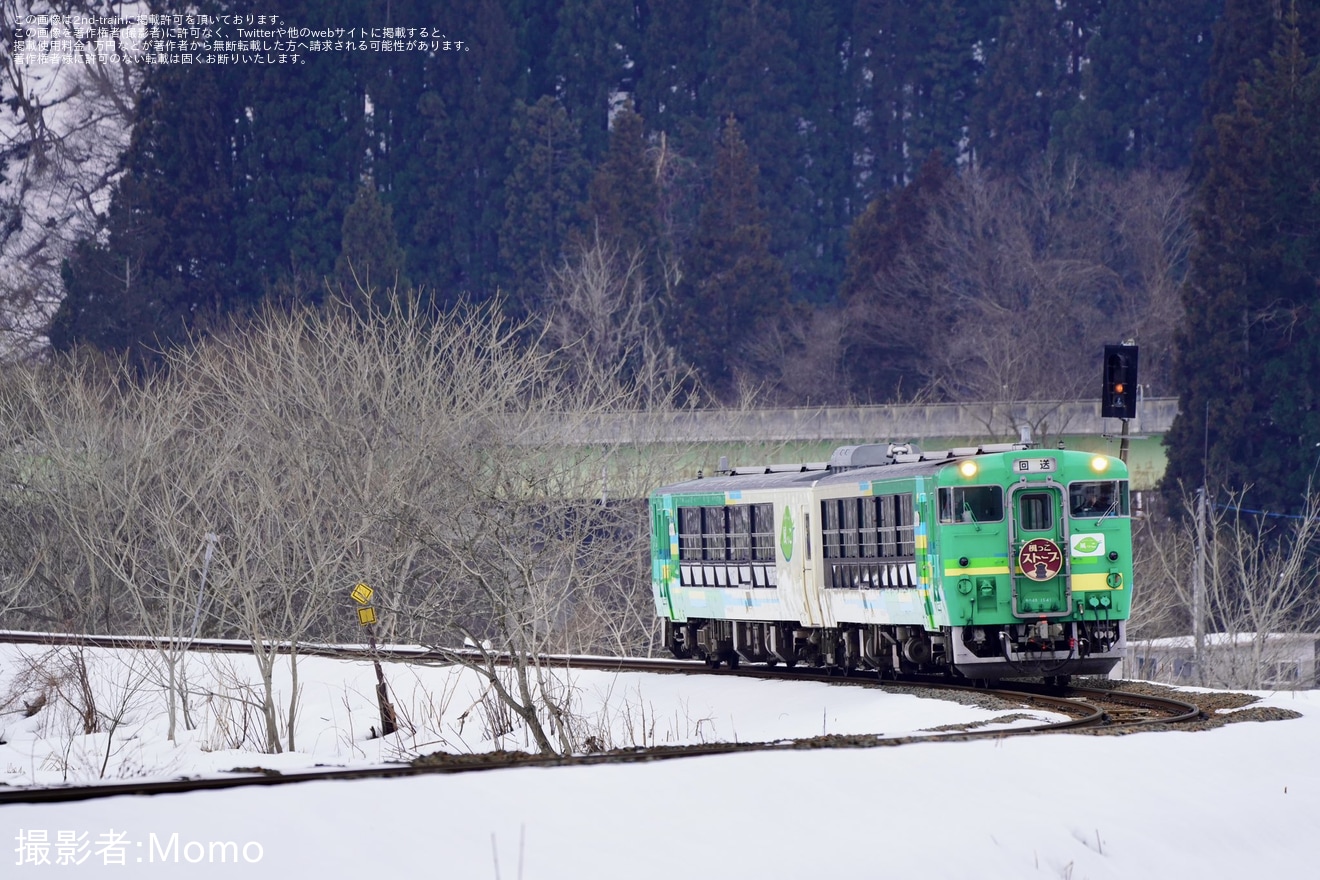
[
  {"x1": 1194, "y1": 397, "x2": 1210, "y2": 686},
  {"x1": 1194, "y1": 486, "x2": 1207, "y2": 685}
]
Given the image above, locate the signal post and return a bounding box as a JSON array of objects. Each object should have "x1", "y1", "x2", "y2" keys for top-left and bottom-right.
[{"x1": 1102, "y1": 343, "x2": 1139, "y2": 464}]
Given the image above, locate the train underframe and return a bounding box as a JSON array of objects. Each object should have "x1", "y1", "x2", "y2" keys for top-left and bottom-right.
[{"x1": 664, "y1": 617, "x2": 1126, "y2": 684}]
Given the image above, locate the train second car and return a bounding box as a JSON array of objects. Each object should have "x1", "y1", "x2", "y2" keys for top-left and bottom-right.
[{"x1": 648, "y1": 441, "x2": 1131, "y2": 683}]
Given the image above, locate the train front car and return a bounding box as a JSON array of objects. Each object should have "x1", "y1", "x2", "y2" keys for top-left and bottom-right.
[{"x1": 935, "y1": 448, "x2": 1131, "y2": 682}]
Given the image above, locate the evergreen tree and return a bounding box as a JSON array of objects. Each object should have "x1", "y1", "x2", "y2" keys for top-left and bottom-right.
[
  {"x1": 842, "y1": 152, "x2": 952, "y2": 301},
  {"x1": 396, "y1": 0, "x2": 520, "y2": 301},
  {"x1": 1192, "y1": 0, "x2": 1320, "y2": 179},
  {"x1": 855, "y1": 0, "x2": 992, "y2": 192},
  {"x1": 674, "y1": 116, "x2": 790, "y2": 396},
  {"x1": 840, "y1": 152, "x2": 954, "y2": 398},
  {"x1": 786, "y1": 0, "x2": 854, "y2": 301},
  {"x1": 499, "y1": 96, "x2": 591, "y2": 317},
  {"x1": 549, "y1": 0, "x2": 640, "y2": 158},
  {"x1": 51, "y1": 63, "x2": 244, "y2": 364},
  {"x1": 972, "y1": 0, "x2": 1073, "y2": 173},
  {"x1": 1058, "y1": 0, "x2": 1218, "y2": 170},
  {"x1": 707, "y1": 1, "x2": 801, "y2": 251},
  {"x1": 852, "y1": 0, "x2": 994, "y2": 192},
  {"x1": 507, "y1": 0, "x2": 564, "y2": 100},
  {"x1": 580, "y1": 107, "x2": 661, "y2": 263},
  {"x1": 333, "y1": 183, "x2": 409, "y2": 301},
  {"x1": 907, "y1": 0, "x2": 990, "y2": 164},
  {"x1": 1201, "y1": 0, "x2": 1281, "y2": 136},
  {"x1": 1165, "y1": 16, "x2": 1320, "y2": 513},
  {"x1": 634, "y1": 0, "x2": 715, "y2": 146},
  {"x1": 53, "y1": 0, "x2": 376, "y2": 357},
  {"x1": 236, "y1": 0, "x2": 367, "y2": 296},
  {"x1": 852, "y1": 0, "x2": 920, "y2": 192}
]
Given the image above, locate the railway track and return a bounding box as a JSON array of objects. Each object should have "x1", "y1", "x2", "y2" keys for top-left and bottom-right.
[
  {"x1": 0, "y1": 631, "x2": 1204, "y2": 805},
  {"x1": 992, "y1": 678, "x2": 1202, "y2": 728}
]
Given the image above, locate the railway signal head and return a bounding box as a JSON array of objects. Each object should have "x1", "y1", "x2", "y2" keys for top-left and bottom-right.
[{"x1": 1101, "y1": 344, "x2": 1139, "y2": 420}]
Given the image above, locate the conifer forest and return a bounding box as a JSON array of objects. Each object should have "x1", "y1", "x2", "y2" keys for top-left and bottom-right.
[{"x1": 3, "y1": 0, "x2": 1320, "y2": 518}]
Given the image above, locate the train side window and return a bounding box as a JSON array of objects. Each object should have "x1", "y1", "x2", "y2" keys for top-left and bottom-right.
[
  {"x1": 729, "y1": 504, "x2": 751, "y2": 560},
  {"x1": 820, "y1": 499, "x2": 842, "y2": 559},
  {"x1": 841, "y1": 497, "x2": 860, "y2": 558},
  {"x1": 861, "y1": 497, "x2": 879, "y2": 557},
  {"x1": 879, "y1": 495, "x2": 898, "y2": 557},
  {"x1": 750, "y1": 503, "x2": 775, "y2": 561},
  {"x1": 895, "y1": 493, "x2": 915, "y2": 556},
  {"x1": 938, "y1": 486, "x2": 1004, "y2": 524},
  {"x1": 678, "y1": 507, "x2": 702, "y2": 560},
  {"x1": 699, "y1": 507, "x2": 725, "y2": 560}
]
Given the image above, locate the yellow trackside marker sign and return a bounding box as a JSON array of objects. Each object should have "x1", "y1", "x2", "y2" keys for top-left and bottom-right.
[
  {"x1": 351, "y1": 582, "x2": 374, "y2": 605},
  {"x1": 357, "y1": 606, "x2": 378, "y2": 626}
]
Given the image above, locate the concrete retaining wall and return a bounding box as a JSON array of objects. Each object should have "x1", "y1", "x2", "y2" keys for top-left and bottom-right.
[{"x1": 579, "y1": 397, "x2": 1178, "y2": 445}]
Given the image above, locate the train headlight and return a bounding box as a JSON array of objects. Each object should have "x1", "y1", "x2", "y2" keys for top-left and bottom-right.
[
  {"x1": 1090, "y1": 456, "x2": 1110, "y2": 473},
  {"x1": 958, "y1": 460, "x2": 978, "y2": 478}
]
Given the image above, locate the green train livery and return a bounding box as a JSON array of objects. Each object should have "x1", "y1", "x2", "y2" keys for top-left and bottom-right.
[{"x1": 648, "y1": 441, "x2": 1131, "y2": 683}]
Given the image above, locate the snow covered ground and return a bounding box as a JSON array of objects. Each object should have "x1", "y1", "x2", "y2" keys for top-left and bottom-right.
[{"x1": 1, "y1": 642, "x2": 1314, "y2": 878}]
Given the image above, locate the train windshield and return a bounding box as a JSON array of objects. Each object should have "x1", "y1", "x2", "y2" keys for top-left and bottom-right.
[
  {"x1": 938, "y1": 486, "x2": 1004, "y2": 524},
  {"x1": 1069, "y1": 480, "x2": 1130, "y2": 517}
]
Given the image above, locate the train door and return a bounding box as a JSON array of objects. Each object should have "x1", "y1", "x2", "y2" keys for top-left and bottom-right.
[
  {"x1": 799, "y1": 503, "x2": 824, "y2": 627},
  {"x1": 1005, "y1": 481, "x2": 1073, "y2": 618},
  {"x1": 915, "y1": 488, "x2": 939, "y2": 630},
  {"x1": 650, "y1": 499, "x2": 677, "y2": 619}
]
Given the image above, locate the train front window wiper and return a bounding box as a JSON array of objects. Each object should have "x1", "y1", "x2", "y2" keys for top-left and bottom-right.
[
  {"x1": 962, "y1": 501, "x2": 981, "y2": 532},
  {"x1": 1094, "y1": 499, "x2": 1120, "y2": 526}
]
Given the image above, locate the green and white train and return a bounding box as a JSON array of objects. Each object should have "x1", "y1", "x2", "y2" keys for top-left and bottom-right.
[{"x1": 648, "y1": 442, "x2": 1131, "y2": 683}]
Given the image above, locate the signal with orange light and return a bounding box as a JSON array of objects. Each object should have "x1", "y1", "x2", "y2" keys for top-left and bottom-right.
[{"x1": 1101, "y1": 344, "x2": 1139, "y2": 419}]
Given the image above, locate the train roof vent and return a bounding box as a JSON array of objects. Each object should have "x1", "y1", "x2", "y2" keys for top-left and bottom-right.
[
  {"x1": 828, "y1": 443, "x2": 918, "y2": 471},
  {"x1": 829, "y1": 441, "x2": 1036, "y2": 471},
  {"x1": 728, "y1": 461, "x2": 830, "y2": 475}
]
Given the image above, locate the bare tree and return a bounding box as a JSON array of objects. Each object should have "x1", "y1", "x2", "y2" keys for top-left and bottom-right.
[
  {"x1": 1, "y1": 284, "x2": 701, "y2": 756},
  {"x1": 0, "y1": 357, "x2": 130, "y2": 631},
  {"x1": 412, "y1": 431, "x2": 648, "y2": 753},
  {"x1": 1138, "y1": 487, "x2": 1320, "y2": 688},
  {"x1": 365, "y1": 288, "x2": 699, "y2": 752},
  {"x1": 12, "y1": 353, "x2": 217, "y2": 741},
  {"x1": 171, "y1": 294, "x2": 547, "y2": 751},
  {"x1": 1093, "y1": 169, "x2": 1192, "y2": 397},
  {"x1": 737, "y1": 302, "x2": 857, "y2": 406},
  {"x1": 854, "y1": 157, "x2": 1189, "y2": 408},
  {"x1": 542, "y1": 231, "x2": 699, "y2": 408},
  {"x1": 1129, "y1": 516, "x2": 1191, "y2": 639},
  {"x1": 1, "y1": 2, "x2": 142, "y2": 357}
]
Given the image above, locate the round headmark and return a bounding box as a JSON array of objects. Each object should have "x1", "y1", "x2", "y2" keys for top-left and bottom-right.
[{"x1": 1018, "y1": 538, "x2": 1064, "y2": 582}]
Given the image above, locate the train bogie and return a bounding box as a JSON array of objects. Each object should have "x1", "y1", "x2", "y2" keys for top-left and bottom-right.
[{"x1": 649, "y1": 442, "x2": 1132, "y2": 681}]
